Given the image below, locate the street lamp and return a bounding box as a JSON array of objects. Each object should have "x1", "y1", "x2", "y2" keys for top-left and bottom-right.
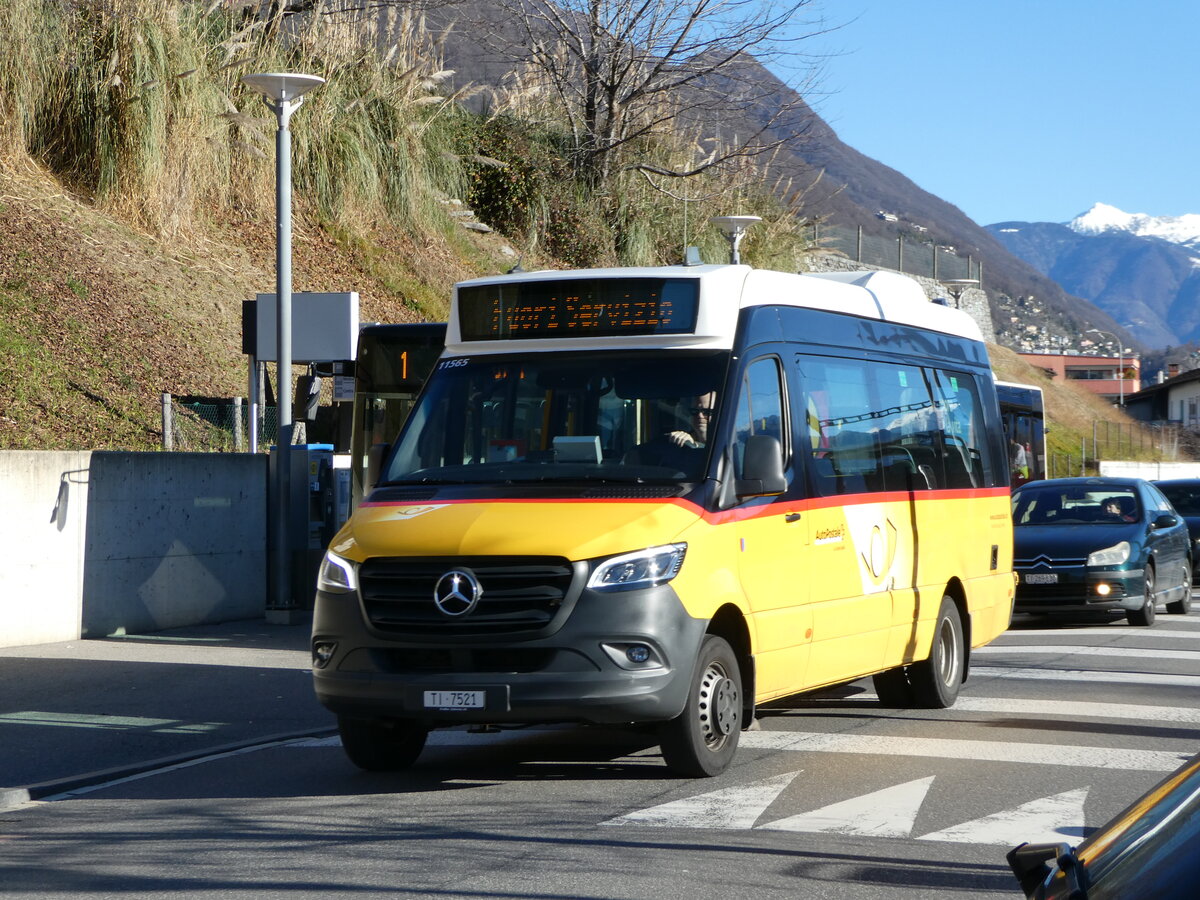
[
  {"x1": 941, "y1": 278, "x2": 979, "y2": 309},
  {"x1": 1086, "y1": 328, "x2": 1125, "y2": 406},
  {"x1": 711, "y1": 215, "x2": 761, "y2": 264},
  {"x1": 242, "y1": 71, "x2": 325, "y2": 613}
]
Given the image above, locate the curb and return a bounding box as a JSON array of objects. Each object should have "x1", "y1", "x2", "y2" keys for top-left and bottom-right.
[{"x1": 0, "y1": 725, "x2": 339, "y2": 812}]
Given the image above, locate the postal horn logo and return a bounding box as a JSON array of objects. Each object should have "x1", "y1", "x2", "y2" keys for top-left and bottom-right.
[{"x1": 433, "y1": 569, "x2": 483, "y2": 617}]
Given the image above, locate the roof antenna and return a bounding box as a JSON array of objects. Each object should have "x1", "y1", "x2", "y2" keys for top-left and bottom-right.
[
  {"x1": 507, "y1": 258, "x2": 526, "y2": 274},
  {"x1": 710, "y1": 215, "x2": 761, "y2": 264}
]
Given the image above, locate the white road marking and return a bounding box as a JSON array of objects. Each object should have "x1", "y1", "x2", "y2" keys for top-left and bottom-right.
[
  {"x1": 951, "y1": 697, "x2": 1200, "y2": 726},
  {"x1": 1006, "y1": 622, "x2": 1200, "y2": 639},
  {"x1": 976, "y1": 644, "x2": 1200, "y2": 661},
  {"x1": 917, "y1": 788, "x2": 1090, "y2": 846},
  {"x1": 0, "y1": 711, "x2": 225, "y2": 734},
  {"x1": 601, "y1": 772, "x2": 800, "y2": 829},
  {"x1": 757, "y1": 776, "x2": 934, "y2": 837},
  {"x1": 739, "y1": 731, "x2": 1190, "y2": 772},
  {"x1": 970, "y1": 665, "x2": 1200, "y2": 688}
]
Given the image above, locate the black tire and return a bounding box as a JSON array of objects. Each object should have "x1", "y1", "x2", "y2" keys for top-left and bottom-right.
[
  {"x1": 872, "y1": 667, "x2": 915, "y2": 707},
  {"x1": 1166, "y1": 561, "x2": 1193, "y2": 615},
  {"x1": 659, "y1": 635, "x2": 742, "y2": 777},
  {"x1": 1127, "y1": 564, "x2": 1157, "y2": 627},
  {"x1": 338, "y1": 716, "x2": 429, "y2": 771},
  {"x1": 908, "y1": 595, "x2": 965, "y2": 709}
]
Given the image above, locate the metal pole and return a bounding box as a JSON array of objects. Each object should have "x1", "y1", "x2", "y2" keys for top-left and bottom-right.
[
  {"x1": 249, "y1": 355, "x2": 259, "y2": 454},
  {"x1": 274, "y1": 98, "x2": 295, "y2": 609},
  {"x1": 897, "y1": 235, "x2": 903, "y2": 273},
  {"x1": 1119, "y1": 348, "x2": 1124, "y2": 406},
  {"x1": 162, "y1": 392, "x2": 173, "y2": 451}
]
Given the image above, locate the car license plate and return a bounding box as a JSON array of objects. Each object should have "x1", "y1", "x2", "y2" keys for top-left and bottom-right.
[
  {"x1": 423, "y1": 690, "x2": 485, "y2": 710},
  {"x1": 1025, "y1": 573, "x2": 1058, "y2": 584}
]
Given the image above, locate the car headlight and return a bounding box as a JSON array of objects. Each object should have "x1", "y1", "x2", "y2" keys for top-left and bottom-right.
[
  {"x1": 1087, "y1": 541, "x2": 1131, "y2": 567},
  {"x1": 317, "y1": 551, "x2": 359, "y2": 593},
  {"x1": 587, "y1": 543, "x2": 687, "y2": 592}
]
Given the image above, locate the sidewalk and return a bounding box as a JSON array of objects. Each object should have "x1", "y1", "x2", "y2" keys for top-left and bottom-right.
[{"x1": 0, "y1": 617, "x2": 335, "y2": 810}]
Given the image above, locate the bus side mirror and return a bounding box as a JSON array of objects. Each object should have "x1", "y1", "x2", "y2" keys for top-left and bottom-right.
[
  {"x1": 737, "y1": 435, "x2": 787, "y2": 498},
  {"x1": 366, "y1": 442, "x2": 391, "y2": 491}
]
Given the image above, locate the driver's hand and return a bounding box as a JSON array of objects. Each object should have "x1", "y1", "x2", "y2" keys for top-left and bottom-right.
[{"x1": 667, "y1": 431, "x2": 699, "y2": 448}]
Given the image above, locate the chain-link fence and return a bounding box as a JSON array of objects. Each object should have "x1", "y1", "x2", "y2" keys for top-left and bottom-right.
[
  {"x1": 810, "y1": 223, "x2": 982, "y2": 282},
  {"x1": 164, "y1": 395, "x2": 278, "y2": 452},
  {"x1": 1048, "y1": 421, "x2": 1194, "y2": 477}
]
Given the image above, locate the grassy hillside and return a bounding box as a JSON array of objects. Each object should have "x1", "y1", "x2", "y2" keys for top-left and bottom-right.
[
  {"x1": 0, "y1": 0, "x2": 808, "y2": 451},
  {"x1": 988, "y1": 345, "x2": 1183, "y2": 474}
]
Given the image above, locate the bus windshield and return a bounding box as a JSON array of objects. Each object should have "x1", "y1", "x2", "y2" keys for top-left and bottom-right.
[{"x1": 384, "y1": 350, "x2": 729, "y2": 485}]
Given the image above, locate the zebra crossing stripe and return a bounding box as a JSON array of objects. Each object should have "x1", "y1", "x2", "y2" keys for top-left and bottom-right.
[
  {"x1": 756, "y1": 776, "x2": 934, "y2": 837},
  {"x1": 951, "y1": 696, "x2": 1200, "y2": 725},
  {"x1": 738, "y1": 731, "x2": 1190, "y2": 772},
  {"x1": 601, "y1": 771, "x2": 800, "y2": 828},
  {"x1": 976, "y1": 644, "x2": 1200, "y2": 661},
  {"x1": 917, "y1": 788, "x2": 1090, "y2": 846},
  {"x1": 970, "y1": 665, "x2": 1200, "y2": 688}
]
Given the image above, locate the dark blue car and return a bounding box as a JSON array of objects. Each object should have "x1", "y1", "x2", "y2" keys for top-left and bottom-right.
[
  {"x1": 1009, "y1": 751, "x2": 1200, "y2": 898},
  {"x1": 1152, "y1": 478, "x2": 1200, "y2": 586},
  {"x1": 1011, "y1": 477, "x2": 1192, "y2": 625}
]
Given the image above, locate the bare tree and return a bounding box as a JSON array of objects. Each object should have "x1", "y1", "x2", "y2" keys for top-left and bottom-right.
[{"x1": 476, "y1": 0, "x2": 833, "y2": 189}]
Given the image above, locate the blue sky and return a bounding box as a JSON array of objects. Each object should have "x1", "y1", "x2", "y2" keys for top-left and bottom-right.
[{"x1": 800, "y1": 1, "x2": 1200, "y2": 227}]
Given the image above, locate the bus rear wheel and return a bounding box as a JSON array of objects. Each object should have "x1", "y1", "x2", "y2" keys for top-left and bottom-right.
[
  {"x1": 659, "y1": 635, "x2": 741, "y2": 777},
  {"x1": 338, "y1": 715, "x2": 429, "y2": 771},
  {"x1": 908, "y1": 595, "x2": 964, "y2": 709}
]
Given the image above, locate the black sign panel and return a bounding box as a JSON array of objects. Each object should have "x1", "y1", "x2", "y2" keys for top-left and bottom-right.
[{"x1": 457, "y1": 278, "x2": 700, "y2": 340}]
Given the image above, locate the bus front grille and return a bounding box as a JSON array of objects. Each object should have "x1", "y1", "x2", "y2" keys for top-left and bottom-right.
[{"x1": 359, "y1": 556, "x2": 575, "y2": 634}]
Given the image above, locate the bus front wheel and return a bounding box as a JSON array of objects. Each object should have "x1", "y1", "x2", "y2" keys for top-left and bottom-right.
[
  {"x1": 338, "y1": 715, "x2": 429, "y2": 771},
  {"x1": 908, "y1": 595, "x2": 964, "y2": 709},
  {"x1": 659, "y1": 635, "x2": 742, "y2": 777}
]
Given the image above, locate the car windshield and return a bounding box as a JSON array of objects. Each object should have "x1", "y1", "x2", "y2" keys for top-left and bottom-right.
[
  {"x1": 1013, "y1": 485, "x2": 1140, "y2": 525},
  {"x1": 384, "y1": 349, "x2": 729, "y2": 485},
  {"x1": 1157, "y1": 483, "x2": 1200, "y2": 516}
]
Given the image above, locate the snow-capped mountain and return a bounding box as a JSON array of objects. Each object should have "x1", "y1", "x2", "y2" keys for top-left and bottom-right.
[
  {"x1": 989, "y1": 207, "x2": 1200, "y2": 348},
  {"x1": 1068, "y1": 202, "x2": 1200, "y2": 250}
]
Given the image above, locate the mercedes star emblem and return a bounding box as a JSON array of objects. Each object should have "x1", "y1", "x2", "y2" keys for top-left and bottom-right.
[{"x1": 433, "y1": 569, "x2": 483, "y2": 617}]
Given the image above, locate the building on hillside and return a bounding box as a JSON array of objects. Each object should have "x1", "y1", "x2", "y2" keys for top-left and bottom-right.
[
  {"x1": 1123, "y1": 367, "x2": 1200, "y2": 427},
  {"x1": 1018, "y1": 352, "x2": 1141, "y2": 405}
]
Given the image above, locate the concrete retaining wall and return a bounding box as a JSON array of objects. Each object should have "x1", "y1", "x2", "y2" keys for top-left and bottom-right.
[
  {"x1": 0, "y1": 452, "x2": 268, "y2": 649},
  {"x1": 805, "y1": 252, "x2": 997, "y2": 344},
  {"x1": 1099, "y1": 460, "x2": 1200, "y2": 480},
  {"x1": 1, "y1": 452, "x2": 92, "y2": 647}
]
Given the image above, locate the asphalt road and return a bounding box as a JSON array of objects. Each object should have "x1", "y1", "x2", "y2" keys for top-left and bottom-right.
[{"x1": 3, "y1": 609, "x2": 1198, "y2": 899}]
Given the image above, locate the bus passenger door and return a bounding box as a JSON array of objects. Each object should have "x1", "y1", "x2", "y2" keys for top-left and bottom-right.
[{"x1": 729, "y1": 356, "x2": 812, "y2": 698}]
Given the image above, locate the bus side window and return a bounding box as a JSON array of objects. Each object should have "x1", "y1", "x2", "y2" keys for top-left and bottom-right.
[
  {"x1": 929, "y1": 369, "x2": 994, "y2": 489},
  {"x1": 798, "y1": 355, "x2": 878, "y2": 497},
  {"x1": 867, "y1": 362, "x2": 938, "y2": 492},
  {"x1": 732, "y1": 358, "x2": 786, "y2": 480}
]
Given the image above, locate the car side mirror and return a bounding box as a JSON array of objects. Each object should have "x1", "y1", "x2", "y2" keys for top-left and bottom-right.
[
  {"x1": 1008, "y1": 844, "x2": 1075, "y2": 897},
  {"x1": 366, "y1": 441, "x2": 391, "y2": 492},
  {"x1": 1153, "y1": 513, "x2": 1179, "y2": 530},
  {"x1": 736, "y1": 435, "x2": 787, "y2": 499}
]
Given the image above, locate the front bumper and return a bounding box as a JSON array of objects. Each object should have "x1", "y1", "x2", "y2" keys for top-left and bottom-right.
[
  {"x1": 1013, "y1": 567, "x2": 1146, "y2": 614},
  {"x1": 311, "y1": 582, "x2": 707, "y2": 725}
]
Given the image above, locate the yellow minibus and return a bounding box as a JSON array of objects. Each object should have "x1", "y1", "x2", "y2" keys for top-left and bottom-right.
[{"x1": 312, "y1": 263, "x2": 1015, "y2": 776}]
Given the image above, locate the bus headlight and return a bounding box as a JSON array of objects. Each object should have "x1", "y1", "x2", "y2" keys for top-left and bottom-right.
[
  {"x1": 587, "y1": 544, "x2": 686, "y2": 592},
  {"x1": 1087, "y1": 541, "x2": 1130, "y2": 567},
  {"x1": 317, "y1": 551, "x2": 359, "y2": 593}
]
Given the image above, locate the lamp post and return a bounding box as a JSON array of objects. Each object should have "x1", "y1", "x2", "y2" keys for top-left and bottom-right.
[
  {"x1": 242, "y1": 72, "x2": 324, "y2": 612},
  {"x1": 710, "y1": 215, "x2": 761, "y2": 264},
  {"x1": 941, "y1": 278, "x2": 979, "y2": 309},
  {"x1": 1086, "y1": 328, "x2": 1124, "y2": 406}
]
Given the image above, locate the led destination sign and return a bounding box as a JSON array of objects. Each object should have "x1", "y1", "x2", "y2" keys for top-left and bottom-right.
[{"x1": 457, "y1": 278, "x2": 699, "y2": 340}]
